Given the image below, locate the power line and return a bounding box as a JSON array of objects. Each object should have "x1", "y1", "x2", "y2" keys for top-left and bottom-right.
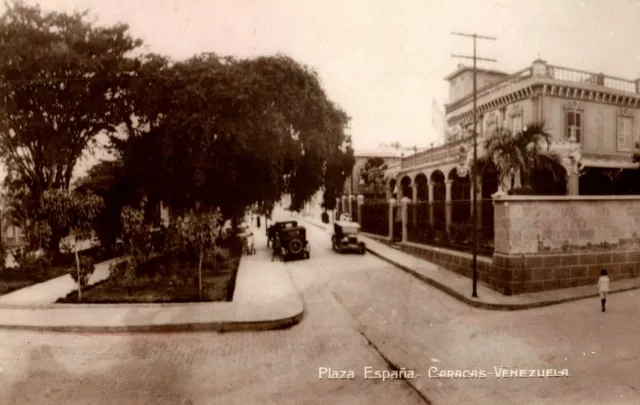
[{"x1": 451, "y1": 31, "x2": 497, "y2": 299}]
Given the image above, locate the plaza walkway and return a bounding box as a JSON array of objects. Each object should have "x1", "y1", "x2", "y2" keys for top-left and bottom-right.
[{"x1": 0, "y1": 223, "x2": 303, "y2": 332}]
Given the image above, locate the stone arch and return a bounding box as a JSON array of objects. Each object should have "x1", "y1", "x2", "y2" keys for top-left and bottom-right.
[
  {"x1": 531, "y1": 165, "x2": 567, "y2": 195},
  {"x1": 579, "y1": 168, "x2": 613, "y2": 195},
  {"x1": 430, "y1": 170, "x2": 446, "y2": 232},
  {"x1": 448, "y1": 168, "x2": 471, "y2": 227},
  {"x1": 614, "y1": 168, "x2": 640, "y2": 195},
  {"x1": 414, "y1": 172, "x2": 428, "y2": 201},
  {"x1": 400, "y1": 175, "x2": 413, "y2": 200}
]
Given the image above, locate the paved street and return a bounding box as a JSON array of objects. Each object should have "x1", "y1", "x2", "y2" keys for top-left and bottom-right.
[{"x1": 0, "y1": 216, "x2": 638, "y2": 404}]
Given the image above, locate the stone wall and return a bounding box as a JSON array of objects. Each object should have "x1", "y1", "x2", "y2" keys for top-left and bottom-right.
[
  {"x1": 492, "y1": 195, "x2": 640, "y2": 294},
  {"x1": 400, "y1": 242, "x2": 493, "y2": 284}
]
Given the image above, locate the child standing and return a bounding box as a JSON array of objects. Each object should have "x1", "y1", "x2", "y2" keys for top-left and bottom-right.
[{"x1": 598, "y1": 269, "x2": 610, "y2": 312}]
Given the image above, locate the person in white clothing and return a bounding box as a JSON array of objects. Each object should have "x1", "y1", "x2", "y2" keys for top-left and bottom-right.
[{"x1": 597, "y1": 268, "x2": 610, "y2": 312}]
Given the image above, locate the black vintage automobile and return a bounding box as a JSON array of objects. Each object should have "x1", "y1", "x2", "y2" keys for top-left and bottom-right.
[
  {"x1": 271, "y1": 222, "x2": 310, "y2": 261},
  {"x1": 267, "y1": 220, "x2": 298, "y2": 247},
  {"x1": 332, "y1": 220, "x2": 366, "y2": 254}
]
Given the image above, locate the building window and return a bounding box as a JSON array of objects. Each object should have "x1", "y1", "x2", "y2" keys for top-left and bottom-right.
[
  {"x1": 616, "y1": 115, "x2": 634, "y2": 152},
  {"x1": 565, "y1": 110, "x2": 582, "y2": 142},
  {"x1": 510, "y1": 114, "x2": 523, "y2": 133}
]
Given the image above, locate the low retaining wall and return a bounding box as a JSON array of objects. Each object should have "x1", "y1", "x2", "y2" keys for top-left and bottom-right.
[
  {"x1": 492, "y1": 195, "x2": 640, "y2": 295},
  {"x1": 364, "y1": 194, "x2": 640, "y2": 296}
]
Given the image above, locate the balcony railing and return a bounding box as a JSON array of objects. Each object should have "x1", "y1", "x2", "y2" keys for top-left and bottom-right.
[
  {"x1": 446, "y1": 67, "x2": 533, "y2": 112},
  {"x1": 446, "y1": 62, "x2": 640, "y2": 114},
  {"x1": 547, "y1": 65, "x2": 637, "y2": 93},
  {"x1": 400, "y1": 138, "x2": 468, "y2": 169}
]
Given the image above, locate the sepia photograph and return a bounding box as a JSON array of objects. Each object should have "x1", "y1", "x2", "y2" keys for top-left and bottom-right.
[{"x1": 0, "y1": 0, "x2": 639, "y2": 403}]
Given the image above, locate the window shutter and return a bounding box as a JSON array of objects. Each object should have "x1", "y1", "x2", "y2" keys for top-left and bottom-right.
[{"x1": 617, "y1": 116, "x2": 628, "y2": 151}]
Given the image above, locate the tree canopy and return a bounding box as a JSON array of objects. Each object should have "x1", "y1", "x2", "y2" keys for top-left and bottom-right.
[
  {"x1": 0, "y1": 0, "x2": 142, "y2": 222},
  {"x1": 1, "y1": 1, "x2": 354, "y2": 243},
  {"x1": 113, "y1": 53, "x2": 354, "y2": 219}
]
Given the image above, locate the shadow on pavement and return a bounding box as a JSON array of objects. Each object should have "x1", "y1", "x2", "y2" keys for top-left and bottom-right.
[{"x1": 6, "y1": 307, "x2": 199, "y2": 405}]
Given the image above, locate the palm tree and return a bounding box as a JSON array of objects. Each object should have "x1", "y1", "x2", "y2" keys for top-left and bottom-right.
[{"x1": 479, "y1": 121, "x2": 565, "y2": 194}]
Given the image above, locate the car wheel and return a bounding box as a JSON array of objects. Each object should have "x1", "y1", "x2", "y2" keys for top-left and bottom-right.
[{"x1": 289, "y1": 239, "x2": 303, "y2": 254}]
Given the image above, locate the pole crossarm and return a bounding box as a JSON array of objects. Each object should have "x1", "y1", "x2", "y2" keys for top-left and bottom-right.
[
  {"x1": 451, "y1": 32, "x2": 497, "y2": 40},
  {"x1": 450, "y1": 31, "x2": 497, "y2": 299},
  {"x1": 451, "y1": 54, "x2": 497, "y2": 62}
]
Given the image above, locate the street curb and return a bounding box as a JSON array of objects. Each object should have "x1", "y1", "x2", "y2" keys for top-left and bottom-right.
[
  {"x1": 0, "y1": 256, "x2": 305, "y2": 334},
  {"x1": 0, "y1": 310, "x2": 304, "y2": 334},
  {"x1": 302, "y1": 217, "x2": 640, "y2": 311}
]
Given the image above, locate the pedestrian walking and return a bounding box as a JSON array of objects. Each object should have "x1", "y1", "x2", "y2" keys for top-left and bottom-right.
[
  {"x1": 598, "y1": 268, "x2": 610, "y2": 312},
  {"x1": 256, "y1": 215, "x2": 261, "y2": 228}
]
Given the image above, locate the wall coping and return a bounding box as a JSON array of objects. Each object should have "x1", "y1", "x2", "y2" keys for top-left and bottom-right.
[
  {"x1": 493, "y1": 195, "x2": 640, "y2": 202},
  {"x1": 402, "y1": 241, "x2": 493, "y2": 264}
]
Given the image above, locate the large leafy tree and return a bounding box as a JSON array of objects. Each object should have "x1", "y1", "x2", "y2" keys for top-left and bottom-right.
[
  {"x1": 116, "y1": 53, "x2": 353, "y2": 220},
  {"x1": 0, "y1": 1, "x2": 142, "y2": 249}
]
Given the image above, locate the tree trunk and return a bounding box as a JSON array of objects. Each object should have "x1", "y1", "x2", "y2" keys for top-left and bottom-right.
[
  {"x1": 75, "y1": 244, "x2": 82, "y2": 302},
  {"x1": 514, "y1": 168, "x2": 523, "y2": 189},
  {"x1": 198, "y1": 247, "x2": 203, "y2": 302}
]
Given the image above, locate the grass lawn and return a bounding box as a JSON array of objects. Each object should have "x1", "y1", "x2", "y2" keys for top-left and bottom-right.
[
  {"x1": 0, "y1": 246, "x2": 112, "y2": 296},
  {"x1": 57, "y1": 241, "x2": 242, "y2": 303}
]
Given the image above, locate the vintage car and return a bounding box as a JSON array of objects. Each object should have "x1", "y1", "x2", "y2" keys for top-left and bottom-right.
[
  {"x1": 272, "y1": 224, "x2": 310, "y2": 261},
  {"x1": 332, "y1": 221, "x2": 366, "y2": 254},
  {"x1": 267, "y1": 220, "x2": 298, "y2": 247}
]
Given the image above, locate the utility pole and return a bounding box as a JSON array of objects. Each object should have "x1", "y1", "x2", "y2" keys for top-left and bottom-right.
[{"x1": 451, "y1": 31, "x2": 497, "y2": 298}]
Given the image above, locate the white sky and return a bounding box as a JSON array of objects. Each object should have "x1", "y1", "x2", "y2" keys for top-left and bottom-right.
[{"x1": 5, "y1": 0, "x2": 640, "y2": 177}]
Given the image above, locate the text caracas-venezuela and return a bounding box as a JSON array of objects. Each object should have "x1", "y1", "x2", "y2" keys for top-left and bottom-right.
[{"x1": 318, "y1": 367, "x2": 419, "y2": 381}]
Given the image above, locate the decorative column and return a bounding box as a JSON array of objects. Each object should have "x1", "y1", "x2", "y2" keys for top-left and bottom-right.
[
  {"x1": 357, "y1": 195, "x2": 364, "y2": 226},
  {"x1": 556, "y1": 138, "x2": 582, "y2": 196},
  {"x1": 397, "y1": 178, "x2": 404, "y2": 200},
  {"x1": 567, "y1": 174, "x2": 579, "y2": 196},
  {"x1": 348, "y1": 195, "x2": 353, "y2": 217},
  {"x1": 445, "y1": 180, "x2": 453, "y2": 232},
  {"x1": 428, "y1": 183, "x2": 435, "y2": 227},
  {"x1": 388, "y1": 198, "x2": 396, "y2": 242},
  {"x1": 401, "y1": 197, "x2": 410, "y2": 243},
  {"x1": 412, "y1": 183, "x2": 418, "y2": 226}
]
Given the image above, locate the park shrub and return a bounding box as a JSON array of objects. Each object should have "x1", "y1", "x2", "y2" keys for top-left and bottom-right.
[
  {"x1": 13, "y1": 248, "x2": 51, "y2": 273},
  {"x1": 120, "y1": 205, "x2": 155, "y2": 266},
  {"x1": 69, "y1": 256, "x2": 95, "y2": 288}
]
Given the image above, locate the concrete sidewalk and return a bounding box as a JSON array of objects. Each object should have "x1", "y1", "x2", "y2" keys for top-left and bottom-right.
[
  {"x1": 0, "y1": 257, "x2": 123, "y2": 305},
  {"x1": 301, "y1": 215, "x2": 640, "y2": 310},
  {"x1": 0, "y1": 223, "x2": 303, "y2": 333}
]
